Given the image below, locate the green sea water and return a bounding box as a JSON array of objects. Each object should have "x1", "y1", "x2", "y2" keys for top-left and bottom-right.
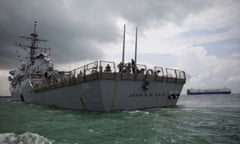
[{"x1": 0, "y1": 94, "x2": 240, "y2": 144}]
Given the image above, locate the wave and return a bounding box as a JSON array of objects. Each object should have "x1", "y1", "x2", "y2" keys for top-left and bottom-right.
[
  {"x1": 125, "y1": 110, "x2": 150, "y2": 115},
  {"x1": 0, "y1": 132, "x2": 53, "y2": 144}
]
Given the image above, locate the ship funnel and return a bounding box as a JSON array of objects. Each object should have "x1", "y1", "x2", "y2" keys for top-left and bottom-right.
[
  {"x1": 122, "y1": 24, "x2": 126, "y2": 64},
  {"x1": 134, "y1": 27, "x2": 138, "y2": 64}
]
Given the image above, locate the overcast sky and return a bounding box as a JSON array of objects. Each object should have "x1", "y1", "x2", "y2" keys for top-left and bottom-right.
[{"x1": 0, "y1": 0, "x2": 240, "y2": 95}]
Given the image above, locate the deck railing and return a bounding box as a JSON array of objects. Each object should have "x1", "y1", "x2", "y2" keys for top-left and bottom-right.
[
  {"x1": 33, "y1": 60, "x2": 186, "y2": 92},
  {"x1": 68, "y1": 60, "x2": 185, "y2": 80}
]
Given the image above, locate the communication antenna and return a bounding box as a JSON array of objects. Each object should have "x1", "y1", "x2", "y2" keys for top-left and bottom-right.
[
  {"x1": 134, "y1": 27, "x2": 138, "y2": 64},
  {"x1": 122, "y1": 24, "x2": 126, "y2": 64}
]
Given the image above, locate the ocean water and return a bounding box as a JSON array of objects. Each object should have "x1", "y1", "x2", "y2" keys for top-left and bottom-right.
[{"x1": 0, "y1": 94, "x2": 240, "y2": 144}]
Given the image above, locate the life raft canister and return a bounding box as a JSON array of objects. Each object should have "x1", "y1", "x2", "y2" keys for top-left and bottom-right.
[{"x1": 146, "y1": 69, "x2": 154, "y2": 76}]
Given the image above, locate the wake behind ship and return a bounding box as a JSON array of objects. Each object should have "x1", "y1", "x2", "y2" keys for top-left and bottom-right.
[{"x1": 8, "y1": 22, "x2": 186, "y2": 111}]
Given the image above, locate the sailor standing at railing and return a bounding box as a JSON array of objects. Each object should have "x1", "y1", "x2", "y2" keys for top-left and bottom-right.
[{"x1": 105, "y1": 64, "x2": 112, "y2": 72}]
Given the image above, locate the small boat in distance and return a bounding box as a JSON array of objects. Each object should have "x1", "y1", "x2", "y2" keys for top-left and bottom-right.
[
  {"x1": 187, "y1": 88, "x2": 231, "y2": 95},
  {"x1": 8, "y1": 22, "x2": 186, "y2": 111}
]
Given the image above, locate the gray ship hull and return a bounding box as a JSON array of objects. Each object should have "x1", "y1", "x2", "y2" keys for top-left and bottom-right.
[{"x1": 21, "y1": 73, "x2": 184, "y2": 111}]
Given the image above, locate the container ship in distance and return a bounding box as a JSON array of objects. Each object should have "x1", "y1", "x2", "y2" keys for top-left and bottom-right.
[
  {"x1": 8, "y1": 22, "x2": 186, "y2": 111},
  {"x1": 187, "y1": 88, "x2": 231, "y2": 95}
]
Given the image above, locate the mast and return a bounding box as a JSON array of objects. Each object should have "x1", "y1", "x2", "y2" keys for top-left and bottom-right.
[
  {"x1": 16, "y1": 21, "x2": 48, "y2": 64},
  {"x1": 134, "y1": 27, "x2": 138, "y2": 64},
  {"x1": 122, "y1": 24, "x2": 126, "y2": 64},
  {"x1": 30, "y1": 21, "x2": 38, "y2": 63}
]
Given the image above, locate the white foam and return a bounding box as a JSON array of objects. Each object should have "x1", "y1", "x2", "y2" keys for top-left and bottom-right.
[
  {"x1": 88, "y1": 129, "x2": 94, "y2": 133},
  {"x1": 127, "y1": 110, "x2": 150, "y2": 115},
  {"x1": 0, "y1": 132, "x2": 53, "y2": 144}
]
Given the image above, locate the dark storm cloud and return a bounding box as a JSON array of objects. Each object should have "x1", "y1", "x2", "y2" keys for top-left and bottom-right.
[
  {"x1": 0, "y1": 0, "x2": 210, "y2": 70},
  {"x1": 0, "y1": 0, "x2": 119, "y2": 70}
]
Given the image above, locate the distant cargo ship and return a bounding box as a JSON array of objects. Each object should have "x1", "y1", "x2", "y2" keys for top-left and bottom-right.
[{"x1": 187, "y1": 88, "x2": 231, "y2": 95}]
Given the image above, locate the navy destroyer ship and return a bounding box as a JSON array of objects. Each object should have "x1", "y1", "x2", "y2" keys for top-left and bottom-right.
[{"x1": 8, "y1": 22, "x2": 186, "y2": 111}]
